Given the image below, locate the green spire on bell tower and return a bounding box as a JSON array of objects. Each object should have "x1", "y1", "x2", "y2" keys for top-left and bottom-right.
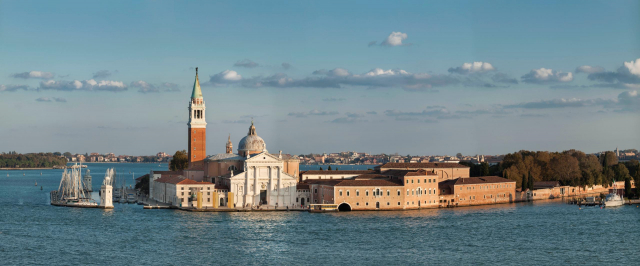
[{"x1": 191, "y1": 67, "x2": 203, "y2": 99}]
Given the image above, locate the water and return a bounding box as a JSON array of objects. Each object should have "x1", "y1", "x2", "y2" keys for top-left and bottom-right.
[{"x1": 1, "y1": 163, "x2": 639, "y2": 265}]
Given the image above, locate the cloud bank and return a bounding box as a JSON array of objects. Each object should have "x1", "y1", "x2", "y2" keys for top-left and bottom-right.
[{"x1": 12, "y1": 71, "x2": 54, "y2": 79}]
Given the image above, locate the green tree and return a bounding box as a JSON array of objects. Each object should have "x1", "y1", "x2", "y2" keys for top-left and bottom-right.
[
  {"x1": 528, "y1": 171, "x2": 534, "y2": 190},
  {"x1": 328, "y1": 165, "x2": 332, "y2": 170},
  {"x1": 169, "y1": 150, "x2": 189, "y2": 171},
  {"x1": 600, "y1": 151, "x2": 618, "y2": 168},
  {"x1": 319, "y1": 167, "x2": 323, "y2": 171},
  {"x1": 456, "y1": 153, "x2": 463, "y2": 158},
  {"x1": 481, "y1": 162, "x2": 490, "y2": 176},
  {"x1": 624, "y1": 178, "x2": 632, "y2": 197},
  {"x1": 134, "y1": 174, "x2": 150, "y2": 195},
  {"x1": 521, "y1": 174, "x2": 527, "y2": 190},
  {"x1": 63, "y1": 152, "x2": 72, "y2": 157}
]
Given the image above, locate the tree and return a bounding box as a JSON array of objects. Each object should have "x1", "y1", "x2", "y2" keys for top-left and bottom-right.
[
  {"x1": 521, "y1": 174, "x2": 527, "y2": 190},
  {"x1": 135, "y1": 174, "x2": 150, "y2": 195},
  {"x1": 528, "y1": 171, "x2": 534, "y2": 190},
  {"x1": 328, "y1": 165, "x2": 332, "y2": 170},
  {"x1": 456, "y1": 153, "x2": 463, "y2": 159},
  {"x1": 481, "y1": 162, "x2": 489, "y2": 176},
  {"x1": 335, "y1": 167, "x2": 339, "y2": 171},
  {"x1": 319, "y1": 167, "x2": 323, "y2": 171},
  {"x1": 549, "y1": 154, "x2": 580, "y2": 186},
  {"x1": 624, "y1": 178, "x2": 632, "y2": 198},
  {"x1": 63, "y1": 152, "x2": 72, "y2": 157},
  {"x1": 600, "y1": 151, "x2": 618, "y2": 168},
  {"x1": 169, "y1": 150, "x2": 188, "y2": 171}
]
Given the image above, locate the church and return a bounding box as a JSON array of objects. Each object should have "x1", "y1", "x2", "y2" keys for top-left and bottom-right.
[{"x1": 148, "y1": 68, "x2": 303, "y2": 209}]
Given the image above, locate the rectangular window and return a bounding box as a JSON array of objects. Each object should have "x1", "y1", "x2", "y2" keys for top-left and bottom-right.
[
  {"x1": 387, "y1": 190, "x2": 390, "y2": 196},
  {"x1": 347, "y1": 191, "x2": 350, "y2": 196},
  {"x1": 181, "y1": 192, "x2": 184, "y2": 196},
  {"x1": 356, "y1": 191, "x2": 360, "y2": 196},
  {"x1": 418, "y1": 179, "x2": 420, "y2": 183},
  {"x1": 339, "y1": 191, "x2": 343, "y2": 196},
  {"x1": 366, "y1": 190, "x2": 369, "y2": 196},
  {"x1": 314, "y1": 189, "x2": 317, "y2": 193}
]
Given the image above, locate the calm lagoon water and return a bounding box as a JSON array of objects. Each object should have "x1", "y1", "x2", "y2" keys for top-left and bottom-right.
[{"x1": 1, "y1": 163, "x2": 639, "y2": 265}]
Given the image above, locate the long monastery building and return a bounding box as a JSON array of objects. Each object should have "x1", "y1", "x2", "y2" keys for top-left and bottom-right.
[{"x1": 148, "y1": 69, "x2": 517, "y2": 211}]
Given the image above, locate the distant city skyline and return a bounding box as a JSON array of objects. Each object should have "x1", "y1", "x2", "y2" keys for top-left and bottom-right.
[{"x1": 1, "y1": 1, "x2": 639, "y2": 156}]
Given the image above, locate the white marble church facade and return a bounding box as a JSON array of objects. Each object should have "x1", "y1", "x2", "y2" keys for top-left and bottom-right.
[{"x1": 225, "y1": 152, "x2": 298, "y2": 208}]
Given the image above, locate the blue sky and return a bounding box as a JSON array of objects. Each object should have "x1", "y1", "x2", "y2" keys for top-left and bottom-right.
[{"x1": 1, "y1": 0, "x2": 639, "y2": 156}]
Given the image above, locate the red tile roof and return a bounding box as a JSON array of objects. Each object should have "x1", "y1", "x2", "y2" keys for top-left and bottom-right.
[
  {"x1": 354, "y1": 174, "x2": 390, "y2": 180},
  {"x1": 154, "y1": 175, "x2": 213, "y2": 185},
  {"x1": 533, "y1": 181, "x2": 561, "y2": 189},
  {"x1": 377, "y1": 162, "x2": 470, "y2": 169},
  {"x1": 154, "y1": 175, "x2": 186, "y2": 184},
  {"x1": 334, "y1": 179, "x2": 403, "y2": 187},
  {"x1": 453, "y1": 176, "x2": 515, "y2": 185},
  {"x1": 302, "y1": 170, "x2": 376, "y2": 175},
  {"x1": 176, "y1": 179, "x2": 213, "y2": 185}
]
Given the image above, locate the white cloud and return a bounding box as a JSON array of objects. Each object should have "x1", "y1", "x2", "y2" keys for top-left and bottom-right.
[
  {"x1": 0, "y1": 84, "x2": 28, "y2": 92},
  {"x1": 448, "y1": 62, "x2": 496, "y2": 74},
  {"x1": 288, "y1": 109, "x2": 339, "y2": 118},
  {"x1": 231, "y1": 67, "x2": 457, "y2": 90},
  {"x1": 207, "y1": 70, "x2": 242, "y2": 86},
  {"x1": 623, "y1": 58, "x2": 640, "y2": 76},
  {"x1": 588, "y1": 58, "x2": 640, "y2": 86},
  {"x1": 12, "y1": 71, "x2": 54, "y2": 79},
  {"x1": 38, "y1": 79, "x2": 127, "y2": 92},
  {"x1": 362, "y1": 68, "x2": 410, "y2": 77},
  {"x1": 617, "y1": 90, "x2": 640, "y2": 112},
  {"x1": 504, "y1": 97, "x2": 615, "y2": 109},
  {"x1": 93, "y1": 70, "x2": 115, "y2": 79},
  {"x1": 521, "y1": 68, "x2": 573, "y2": 84},
  {"x1": 35, "y1": 97, "x2": 66, "y2": 103},
  {"x1": 381, "y1": 32, "x2": 408, "y2": 46},
  {"x1": 575, "y1": 65, "x2": 605, "y2": 74},
  {"x1": 234, "y1": 59, "x2": 259, "y2": 68}
]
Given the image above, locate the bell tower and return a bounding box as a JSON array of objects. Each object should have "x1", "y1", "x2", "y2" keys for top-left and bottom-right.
[
  {"x1": 226, "y1": 134, "x2": 233, "y2": 154},
  {"x1": 188, "y1": 67, "x2": 207, "y2": 167}
]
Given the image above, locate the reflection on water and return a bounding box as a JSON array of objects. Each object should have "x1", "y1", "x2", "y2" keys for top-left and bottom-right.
[{"x1": 1, "y1": 163, "x2": 639, "y2": 265}]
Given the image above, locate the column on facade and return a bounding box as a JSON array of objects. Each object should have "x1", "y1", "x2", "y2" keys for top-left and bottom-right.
[
  {"x1": 253, "y1": 166, "x2": 258, "y2": 205},
  {"x1": 277, "y1": 166, "x2": 283, "y2": 206}
]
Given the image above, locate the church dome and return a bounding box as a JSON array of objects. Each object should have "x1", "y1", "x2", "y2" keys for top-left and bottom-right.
[{"x1": 238, "y1": 122, "x2": 267, "y2": 155}]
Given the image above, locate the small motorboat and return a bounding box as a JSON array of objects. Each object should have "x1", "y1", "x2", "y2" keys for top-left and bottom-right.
[
  {"x1": 604, "y1": 182, "x2": 624, "y2": 207},
  {"x1": 35, "y1": 181, "x2": 37, "y2": 186}
]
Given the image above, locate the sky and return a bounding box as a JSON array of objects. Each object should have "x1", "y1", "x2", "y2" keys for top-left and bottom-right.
[{"x1": 0, "y1": 0, "x2": 639, "y2": 156}]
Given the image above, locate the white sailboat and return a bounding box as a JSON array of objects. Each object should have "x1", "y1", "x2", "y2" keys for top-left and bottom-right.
[{"x1": 50, "y1": 162, "x2": 97, "y2": 208}]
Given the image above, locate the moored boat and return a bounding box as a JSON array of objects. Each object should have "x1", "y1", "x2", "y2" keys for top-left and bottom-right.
[
  {"x1": 604, "y1": 182, "x2": 624, "y2": 207},
  {"x1": 50, "y1": 163, "x2": 98, "y2": 208}
]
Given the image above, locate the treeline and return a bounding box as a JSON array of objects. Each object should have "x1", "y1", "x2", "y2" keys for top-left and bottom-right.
[
  {"x1": 498, "y1": 150, "x2": 639, "y2": 193},
  {"x1": 0, "y1": 153, "x2": 68, "y2": 168}
]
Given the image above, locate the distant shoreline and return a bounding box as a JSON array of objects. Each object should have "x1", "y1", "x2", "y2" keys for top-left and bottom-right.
[{"x1": 1, "y1": 167, "x2": 56, "y2": 170}]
